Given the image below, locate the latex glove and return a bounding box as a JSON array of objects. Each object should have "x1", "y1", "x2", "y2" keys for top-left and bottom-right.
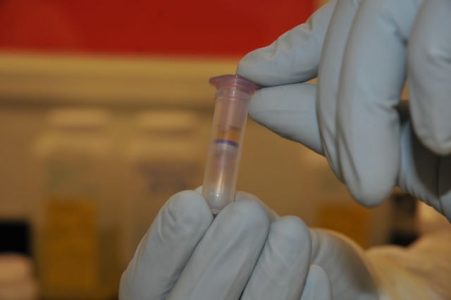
[
  {"x1": 119, "y1": 190, "x2": 384, "y2": 300},
  {"x1": 237, "y1": 0, "x2": 451, "y2": 220}
]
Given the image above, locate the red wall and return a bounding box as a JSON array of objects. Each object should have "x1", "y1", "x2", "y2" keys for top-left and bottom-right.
[{"x1": 0, "y1": 0, "x2": 314, "y2": 57}]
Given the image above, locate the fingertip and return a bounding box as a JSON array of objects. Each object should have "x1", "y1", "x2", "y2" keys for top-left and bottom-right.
[
  {"x1": 213, "y1": 195, "x2": 271, "y2": 240},
  {"x1": 237, "y1": 1, "x2": 336, "y2": 86},
  {"x1": 164, "y1": 190, "x2": 213, "y2": 227},
  {"x1": 272, "y1": 216, "x2": 311, "y2": 252},
  {"x1": 234, "y1": 191, "x2": 261, "y2": 203},
  {"x1": 247, "y1": 88, "x2": 283, "y2": 131},
  {"x1": 407, "y1": 0, "x2": 451, "y2": 155},
  {"x1": 414, "y1": 127, "x2": 451, "y2": 156},
  {"x1": 237, "y1": 51, "x2": 274, "y2": 86},
  {"x1": 248, "y1": 84, "x2": 323, "y2": 153},
  {"x1": 235, "y1": 191, "x2": 280, "y2": 221},
  {"x1": 237, "y1": 34, "x2": 316, "y2": 86},
  {"x1": 229, "y1": 196, "x2": 271, "y2": 230},
  {"x1": 337, "y1": 134, "x2": 397, "y2": 207},
  {"x1": 248, "y1": 88, "x2": 271, "y2": 117},
  {"x1": 347, "y1": 181, "x2": 391, "y2": 208}
]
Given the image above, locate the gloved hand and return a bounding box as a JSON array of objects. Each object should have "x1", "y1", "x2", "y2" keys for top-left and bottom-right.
[
  {"x1": 119, "y1": 191, "x2": 451, "y2": 299},
  {"x1": 237, "y1": 0, "x2": 451, "y2": 220},
  {"x1": 119, "y1": 190, "x2": 381, "y2": 300}
]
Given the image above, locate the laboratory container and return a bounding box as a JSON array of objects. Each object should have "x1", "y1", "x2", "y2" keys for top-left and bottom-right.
[
  {"x1": 123, "y1": 110, "x2": 201, "y2": 264},
  {"x1": 202, "y1": 75, "x2": 257, "y2": 213},
  {"x1": 32, "y1": 108, "x2": 120, "y2": 300}
]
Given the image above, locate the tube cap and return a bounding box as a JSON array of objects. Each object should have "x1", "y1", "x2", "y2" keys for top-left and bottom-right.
[{"x1": 209, "y1": 74, "x2": 258, "y2": 95}]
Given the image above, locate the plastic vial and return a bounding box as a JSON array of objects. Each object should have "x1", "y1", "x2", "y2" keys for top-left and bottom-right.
[
  {"x1": 123, "y1": 110, "x2": 201, "y2": 263},
  {"x1": 202, "y1": 75, "x2": 257, "y2": 214},
  {"x1": 32, "y1": 109, "x2": 120, "y2": 300}
]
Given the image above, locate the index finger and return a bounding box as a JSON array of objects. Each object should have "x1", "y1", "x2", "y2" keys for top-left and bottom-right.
[{"x1": 237, "y1": 1, "x2": 336, "y2": 86}]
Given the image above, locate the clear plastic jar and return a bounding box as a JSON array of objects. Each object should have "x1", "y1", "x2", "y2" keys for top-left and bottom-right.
[
  {"x1": 122, "y1": 110, "x2": 201, "y2": 264},
  {"x1": 32, "y1": 108, "x2": 120, "y2": 300}
]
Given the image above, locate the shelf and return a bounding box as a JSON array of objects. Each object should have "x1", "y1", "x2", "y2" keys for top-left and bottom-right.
[{"x1": 0, "y1": 52, "x2": 237, "y2": 108}]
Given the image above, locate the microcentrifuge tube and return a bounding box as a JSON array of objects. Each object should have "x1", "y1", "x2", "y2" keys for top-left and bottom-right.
[{"x1": 202, "y1": 74, "x2": 258, "y2": 214}]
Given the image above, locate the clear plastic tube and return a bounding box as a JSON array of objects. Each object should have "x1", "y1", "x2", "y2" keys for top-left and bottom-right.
[{"x1": 202, "y1": 74, "x2": 258, "y2": 214}]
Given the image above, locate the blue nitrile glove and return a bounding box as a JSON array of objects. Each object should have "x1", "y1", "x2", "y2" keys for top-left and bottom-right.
[
  {"x1": 237, "y1": 0, "x2": 451, "y2": 220},
  {"x1": 119, "y1": 190, "x2": 384, "y2": 300}
]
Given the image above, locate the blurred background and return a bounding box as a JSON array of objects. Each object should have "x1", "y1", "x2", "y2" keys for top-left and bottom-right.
[{"x1": 0, "y1": 0, "x2": 421, "y2": 299}]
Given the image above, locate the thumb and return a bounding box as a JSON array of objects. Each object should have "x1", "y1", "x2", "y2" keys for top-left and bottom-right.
[{"x1": 249, "y1": 83, "x2": 322, "y2": 154}]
